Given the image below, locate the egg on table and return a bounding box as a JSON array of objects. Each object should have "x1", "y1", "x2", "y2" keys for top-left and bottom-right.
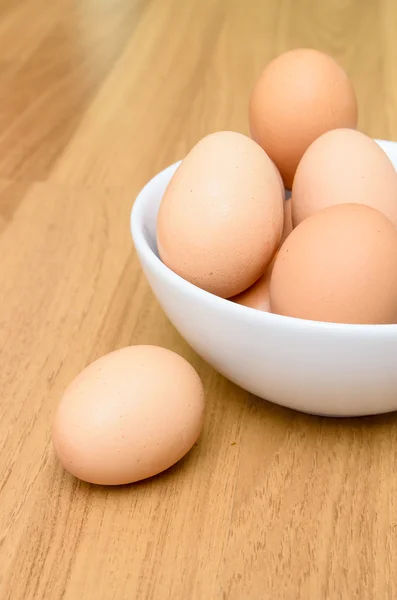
[{"x1": 52, "y1": 346, "x2": 205, "y2": 485}]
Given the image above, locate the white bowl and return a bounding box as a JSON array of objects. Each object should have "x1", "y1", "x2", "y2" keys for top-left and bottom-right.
[{"x1": 131, "y1": 139, "x2": 397, "y2": 417}]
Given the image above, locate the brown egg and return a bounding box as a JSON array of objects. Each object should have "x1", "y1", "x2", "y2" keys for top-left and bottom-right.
[
  {"x1": 231, "y1": 242, "x2": 286, "y2": 312},
  {"x1": 270, "y1": 204, "x2": 397, "y2": 324},
  {"x1": 232, "y1": 198, "x2": 292, "y2": 312},
  {"x1": 281, "y1": 198, "x2": 293, "y2": 244},
  {"x1": 52, "y1": 346, "x2": 205, "y2": 485},
  {"x1": 232, "y1": 267, "x2": 271, "y2": 312},
  {"x1": 157, "y1": 131, "x2": 284, "y2": 298},
  {"x1": 292, "y1": 129, "x2": 397, "y2": 227},
  {"x1": 249, "y1": 48, "x2": 358, "y2": 188},
  {"x1": 270, "y1": 159, "x2": 285, "y2": 200}
]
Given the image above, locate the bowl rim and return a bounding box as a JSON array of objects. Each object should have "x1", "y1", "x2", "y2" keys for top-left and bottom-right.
[{"x1": 131, "y1": 156, "x2": 397, "y2": 338}]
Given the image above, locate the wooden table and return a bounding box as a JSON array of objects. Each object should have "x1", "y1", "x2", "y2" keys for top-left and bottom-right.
[{"x1": 1, "y1": 1, "x2": 397, "y2": 598}]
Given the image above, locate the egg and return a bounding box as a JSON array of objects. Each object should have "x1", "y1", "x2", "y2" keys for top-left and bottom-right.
[
  {"x1": 52, "y1": 346, "x2": 205, "y2": 485},
  {"x1": 231, "y1": 229, "x2": 289, "y2": 312},
  {"x1": 233, "y1": 196, "x2": 293, "y2": 312},
  {"x1": 281, "y1": 198, "x2": 293, "y2": 244},
  {"x1": 270, "y1": 159, "x2": 286, "y2": 200},
  {"x1": 231, "y1": 265, "x2": 272, "y2": 312},
  {"x1": 270, "y1": 203, "x2": 397, "y2": 325},
  {"x1": 291, "y1": 128, "x2": 397, "y2": 227},
  {"x1": 157, "y1": 131, "x2": 284, "y2": 298},
  {"x1": 249, "y1": 48, "x2": 358, "y2": 189}
]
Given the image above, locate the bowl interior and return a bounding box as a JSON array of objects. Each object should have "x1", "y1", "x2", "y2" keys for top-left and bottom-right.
[{"x1": 136, "y1": 161, "x2": 181, "y2": 261}]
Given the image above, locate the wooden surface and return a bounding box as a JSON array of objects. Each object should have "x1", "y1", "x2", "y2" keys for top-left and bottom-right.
[{"x1": 1, "y1": 1, "x2": 397, "y2": 598}]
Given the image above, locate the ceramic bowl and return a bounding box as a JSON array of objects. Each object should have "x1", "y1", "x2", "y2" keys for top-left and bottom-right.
[{"x1": 131, "y1": 139, "x2": 397, "y2": 417}]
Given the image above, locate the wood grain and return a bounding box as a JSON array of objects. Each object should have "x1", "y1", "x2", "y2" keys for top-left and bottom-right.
[{"x1": 1, "y1": 1, "x2": 397, "y2": 598}]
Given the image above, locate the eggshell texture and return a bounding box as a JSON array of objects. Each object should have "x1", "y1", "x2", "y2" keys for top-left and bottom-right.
[
  {"x1": 281, "y1": 198, "x2": 293, "y2": 244},
  {"x1": 231, "y1": 198, "x2": 291, "y2": 312},
  {"x1": 157, "y1": 131, "x2": 284, "y2": 298},
  {"x1": 292, "y1": 128, "x2": 397, "y2": 227},
  {"x1": 52, "y1": 346, "x2": 205, "y2": 485},
  {"x1": 271, "y1": 159, "x2": 285, "y2": 200},
  {"x1": 232, "y1": 267, "x2": 271, "y2": 312},
  {"x1": 270, "y1": 203, "x2": 397, "y2": 325},
  {"x1": 249, "y1": 48, "x2": 358, "y2": 189}
]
